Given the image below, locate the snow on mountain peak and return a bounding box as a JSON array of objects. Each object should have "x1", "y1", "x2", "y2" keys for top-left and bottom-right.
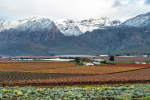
[
  {"x1": 21, "y1": 16, "x2": 45, "y2": 22},
  {"x1": 122, "y1": 12, "x2": 150, "y2": 27},
  {"x1": 54, "y1": 17, "x2": 121, "y2": 36},
  {"x1": 0, "y1": 17, "x2": 54, "y2": 32},
  {"x1": 0, "y1": 16, "x2": 121, "y2": 36}
]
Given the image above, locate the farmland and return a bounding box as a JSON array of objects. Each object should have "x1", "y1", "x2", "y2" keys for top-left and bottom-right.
[
  {"x1": 23, "y1": 65, "x2": 146, "y2": 74},
  {"x1": 0, "y1": 60, "x2": 150, "y2": 99},
  {"x1": 0, "y1": 60, "x2": 149, "y2": 86},
  {"x1": 1, "y1": 84, "x2": 150, "y2": 100},
  {"x1": 0, "y1": 73, "x2": 94, "y2": 82},
  {"x1": 0, "y1": 61, "x2": 76, "y2": 72}
]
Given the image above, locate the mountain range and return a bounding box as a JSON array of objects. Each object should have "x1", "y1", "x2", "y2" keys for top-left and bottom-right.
[{"x1": 0, "y1": 12, "x2": 150, "y2": 56}]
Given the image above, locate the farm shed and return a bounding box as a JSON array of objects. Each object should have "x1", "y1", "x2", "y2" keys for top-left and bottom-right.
[
  {"x1": 99, "y1": 55, "x2": 108, "y2": 57},
  {"x1": 83, "y1": 62, "x2": 94, "y2": 66},
  {"x1": 141, "y1": 55, "x2": 148, "y2": 57},
  {"x1": 94, "y1": 59, "x2": 104, "y2": 61},
  {"x1": 135, "y1": 62, "x2": 146, "y2": 64},
  {"x1": 135, "y1": 62, "x2": 140, "y2": 64},
  {"x1": 93, "y1": 62, "x2": 101, "y2": 65},
  {"x1": 142, "y1": 62, "x2": 146, "y2": 64}
]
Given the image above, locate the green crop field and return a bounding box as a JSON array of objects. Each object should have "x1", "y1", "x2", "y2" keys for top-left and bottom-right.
[{"x1": 1, "y1": 84, "x2": 150, "y2": 100}]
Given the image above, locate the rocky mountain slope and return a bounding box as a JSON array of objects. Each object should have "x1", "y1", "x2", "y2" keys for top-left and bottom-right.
[
  {"x1": 79, "y1": 26, "x2": 150, "y2": 51},
  {"x1": 0, "y1": 37, "x2": 101, "y2": 56},
  {"x1": 0, "y1": 17, "x2": 65, "y2": 47}
]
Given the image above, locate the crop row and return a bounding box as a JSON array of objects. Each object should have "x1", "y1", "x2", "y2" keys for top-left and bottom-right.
[
  {"x1": 0, "y1": 72, "x2": 95, "y2": 82},
  {"x1": 3, "y1": 68, "x2": 150, "y2": 87}
]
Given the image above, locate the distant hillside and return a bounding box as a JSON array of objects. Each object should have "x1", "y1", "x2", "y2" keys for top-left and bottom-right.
[
  {"x1": 0, "y1": 37, "x2": 101, "y2": 56},
  {"x1": 79, "y1": 26, "x2": 150, "y2": 52},
  {"x1": 114, "y1": 43, "x2": 150, "y2": 55},
  {"x1": 1, "y1": 35, "x2": 150, "y2": 56}
]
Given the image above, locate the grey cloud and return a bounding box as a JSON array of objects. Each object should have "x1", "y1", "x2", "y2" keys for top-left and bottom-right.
[{"x1": 145, "y1": 0, "x2": 150, "y2": 5}]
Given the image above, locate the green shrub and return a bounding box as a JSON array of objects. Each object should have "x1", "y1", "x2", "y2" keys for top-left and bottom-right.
[
  {"x1": 100, "y1": 60, "x2": 107, "y2": 64},
  {"x1": 141, "y1": 96, "x2": 150, "y2": 100},
  {"x1": 115, "y1": 96, "x2": 128, "y2": 100},
  {"x1": 109, "y1": 55, "x2": 115, "y2": 61}
]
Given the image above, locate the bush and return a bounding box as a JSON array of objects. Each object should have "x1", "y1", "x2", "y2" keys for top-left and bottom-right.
[
  {"x1": 109, "y1": 55, "x2": 115, "y2": 61},
  {"x1": 75, "y1": 57, "x2": 81, "y2": 64},
  {"x1": 81, "y1": 58, "x2": 88, "y2": 62},
  {"x1": 100, "y1": 60, "x2": 107, "y2": 64}
]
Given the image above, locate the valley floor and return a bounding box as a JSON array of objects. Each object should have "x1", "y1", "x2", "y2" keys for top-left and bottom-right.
[{"x1": 0, "y1": 59, "x2": 150, "y2": 99}]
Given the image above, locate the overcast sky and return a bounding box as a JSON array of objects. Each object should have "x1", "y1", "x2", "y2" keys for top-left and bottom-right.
[{"x1": 0, "y1": 0, "x2": 150, "y2": 22}]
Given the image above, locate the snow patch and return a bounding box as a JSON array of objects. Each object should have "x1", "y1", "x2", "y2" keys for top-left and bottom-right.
[
  {"x1": 0, "y1": 17, "x2": 54, "y2": 32},
  {"x1": 55, "y1": 17, "x2": 121, "y2": 36}
]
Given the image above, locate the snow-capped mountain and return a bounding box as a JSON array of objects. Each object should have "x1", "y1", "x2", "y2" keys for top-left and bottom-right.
[
  {"x1": 0, "y1": 16, "x2": 120, "y2": 37},
  {"x1": 0, "y1": 17, "x2": 54, "y2": 32},
  {"x1": 122, "y1": 12, "x2": 150, "y2": 27},
  {"x1": 1, "y1": 12, "x2": 150, "y2": 55},
  {"x1": 0, "y1": 16, "x2": 122, "y2": 37},
  {"x1": 55, "y1": 17, "x2": 121, "y2": 36},
  {"x1": 0, "y1": 17, "x2": 64, "y2": 47}
]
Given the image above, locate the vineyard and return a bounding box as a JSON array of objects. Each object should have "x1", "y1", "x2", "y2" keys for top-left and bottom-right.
[
  {"x1": 0, "y1": 73, "x2": 95, "y2": 81},
  {"x1": 23, "y1": 65, "x2": 146, "y2": 74},
  {"x1": 0, "y1": 61, "x2": 150, "y2": 99},
  {"x1": 0, "y1": 61, "x2": 150, "y2": 87},
  {"x1": 0, "y1": 61, "x2": 76, "y2": 72}
]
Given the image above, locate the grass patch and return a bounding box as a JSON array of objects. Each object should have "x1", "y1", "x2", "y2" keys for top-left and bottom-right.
[
  {"x1": 145, "y1": 61, "x2": 150, "y2": 64},
  {"x1": 107, "y1": 62, "x2": 135, "y2": 65}
]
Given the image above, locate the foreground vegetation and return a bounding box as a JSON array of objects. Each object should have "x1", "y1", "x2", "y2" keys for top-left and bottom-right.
[{"x1": 1, "y1": 84, "x2": 150, "y2": 100}]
